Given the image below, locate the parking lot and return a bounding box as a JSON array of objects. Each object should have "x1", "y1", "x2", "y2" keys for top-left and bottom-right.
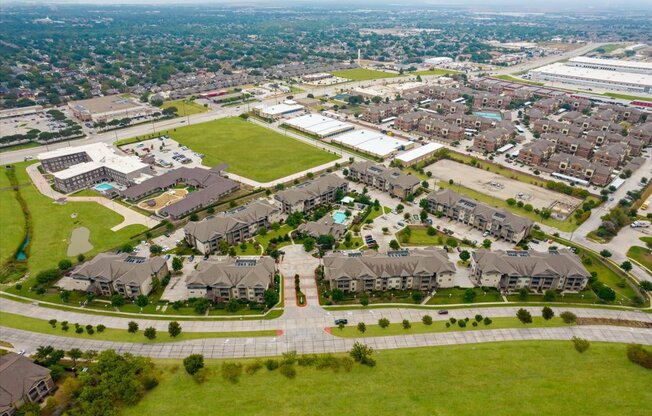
[
  {"x1": 120, "y1": 136, "x2": 204, "y2": 169},
  {"x1": 425, "y1": 159, "x2": 582, "y2": 219},
  {"x1": 0, "y1": 110, "x2": 71, "y2": 137}
]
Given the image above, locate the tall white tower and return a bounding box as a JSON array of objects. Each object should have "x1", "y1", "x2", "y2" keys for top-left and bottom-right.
[{"x1": 358, "y1": 49, "x2": 361, "y2": 66}]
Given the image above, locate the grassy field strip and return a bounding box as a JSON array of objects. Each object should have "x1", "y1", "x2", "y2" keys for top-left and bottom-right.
[
  {"x1": 331, "y1": 316, "x2": 573, "y2": 337},
  {"x1": 0, "y1": 171, "x2": 25, "y2": 264},
  {"x1": 124, "y1": 341, "x2": 652, "y2": 416},
  {"x1": 0, "y1": 311, "x2": 277, "y2": 343},
  {"x1": 626, "y1": 246, "x2": 652, "y2": 272},
  {"x1": 161, "y1": 100, "x2": 209, "y2": 117},
  {"x1": 331, "y1": 68, "x2": 407, "y2": 81}
]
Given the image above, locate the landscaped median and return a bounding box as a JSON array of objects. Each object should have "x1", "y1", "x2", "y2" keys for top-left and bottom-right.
[{"x1": 0, "y1": 311, "x2": 278, "y2": 343}]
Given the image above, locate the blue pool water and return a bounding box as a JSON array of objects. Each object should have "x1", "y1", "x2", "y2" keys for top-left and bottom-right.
[
  {"x1": 473, "y1": 111, "x2": 503, "y2": 121},
  {"x1": 94, "y1": 183, "x2": 114, "y2": 191},
  {"x1": 332, "y1": 211, "x2": 348, "y2": 224}
]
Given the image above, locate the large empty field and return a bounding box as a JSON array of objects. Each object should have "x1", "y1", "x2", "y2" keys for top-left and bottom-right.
[
  {"x1": 161, "y1": 100, "x2": 208, "y2": 117},
  {"x1": 0, "y1": 169, "x2": 25, "y2": 263},
  {"x1": 169, "y1": 117, "x2": 339, "y2": 183},
  {"x1": 122, "y1": 341, "x2": 651, "y2": 416},
  {"x1": 331, "y1": 68, "x2": 406, "y2": 81}
]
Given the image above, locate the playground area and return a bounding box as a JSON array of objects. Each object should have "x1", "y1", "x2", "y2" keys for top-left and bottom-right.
[
  {"x1": 138, "y1": 189, "x2": 189, "y2": 213},
  {"x1": 426, "y1": 160, "x2": 582, "y2": 220}
]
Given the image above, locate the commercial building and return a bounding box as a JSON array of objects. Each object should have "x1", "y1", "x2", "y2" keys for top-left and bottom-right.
[
  {"x1": 394, "y1": 143, "x2": 444, "y2": 166},
  {"x1": 348, "y1": 161, "x2": 421, "y2": 199},
  {"x1": 184, "y1": 200, "x2": 282, "y2": 254},
  {"x1": 274, "y1": 174, "x2": 348, "y2": 214},
  {"x1": 330, "y1": 130, "x2": 413, "y2": 159},
  {"x1": 424, "y1": 57, "x2": 454, "y2": 66},
  {"x1": 470, "y1": 249, "x2": 590, "y2": 292},
  {"x1": 68, "y1": 95, "x2": 155, "y2": 123},
  {"x1": 323, "y1": 248, "x2": 456, "y2": 293},
  {"x1": 297, "y1": 217, "x2": 347, "y2": 240},
  {"x1": 361, "y1": 101, "x2": 412, "y2": 123},
  {"x1": 186, "y1": 256, "x2": 276, "y2": 303},
  {"x1": 254, "y1": 103, "x2": 304, "y2": 119},
  {"x1": 0, "y1": 353, "x2": 54, "y2": 416},
  {"x1": 426, "y1": 189, "x2": 533, "y2": 243},
  {"x1": 567, "y1": 57, "x2": 652, "y2": 75},
  {"x1": 283, "y1": 114, "x2": 354, "y2": 138},
  {"x1": 38, "y1": 143, "x2": 151, "y2": 193},
  {"x1": 67, "y1": 253, "x2": 169, "y2": 298}
]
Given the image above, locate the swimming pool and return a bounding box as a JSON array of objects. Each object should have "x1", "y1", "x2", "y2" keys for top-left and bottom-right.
[
  {"x1": 473, "y1": 111, "x2": 503, "y2": 121},
  {"x1": 94, "y1": 183, "x2": 114, "y2": 191},
  {"x1": 332, "y1": 211, "x2": 348, "y2": 225}
]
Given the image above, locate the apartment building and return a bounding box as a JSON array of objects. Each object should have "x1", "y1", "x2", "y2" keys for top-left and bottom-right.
[
  {"x1": 593, "y1": 142, "x2": 629, "y2": 168},
  {"x1": 323, "y1": 248, "x2": 456, "y2": 293},
  {"x1": 470, "y1": 249, "x2": 590, "y2": 292},
  {"x1": 395, "y1": 110, "x2": 429, "y2": 131},
  {"x1": 553, "y1": 135, "x2": 593, "y2": 158},
  {"x1": 517, "y1": 139, "x2": 556, "y2": 166},
  {"x1": 548, "y1": 153, "x2": 612, "y2": 186},
  {"x1": 532, "y1": 119, "x2": 572, "y2": 135},
  {"x1": 426, "y1": 189, "x2": 533, "y2": 243},
  {"x1": 444, "y1": 114, "x2": 494, "y2": 131},
  {"x1": 184, "y1": 200, "x2": 282, "y2": 254},
  {"x1": 472, "y1": 128, "x2": 512, "y2": 153},
  {"x1": 533, "y1": 98, "x2": 559, "y2": 115},
  {"x1": 67, "y1": 253, "x2": 168, "y2": 298},
  {"x1": 348, "y1": 161, "x2": 421, "y2": 199},
  {"x1": 629, "y1": 123, "x2": 652, "y2": 145},
  {"x1": 419, "y1": 85, "x2": 460, "y2": 101},
  {"x1": 297, "y1": 217, "x2": 347, "y2": 240},
  {"x1": 361, "y1": 101, "x2": 411, "y2": 123},
  {"x1": 186, "y1": 256, "x2": 276, "y2": 303},
  {"x1": 274, "y1": 174, "x2": 348, "y2": 214},
  {"x1": 417, "y1": 117, "x2": 465, "y2": 141},
  {"x1": 429, "y1": 99, "x2": 466, "y2": 115},
  {"x1": 471, "y1": 92, "x2": 512, "y2": 109},
  {"x1": 560, "y1": 96, "x2": 592, "y2": 112},
  {"x1": 0, "y1": 354, "x2": 54, "y2": 416}
]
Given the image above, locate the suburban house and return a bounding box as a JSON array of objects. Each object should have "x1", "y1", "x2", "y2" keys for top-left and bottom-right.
[
  {"x1": 426, "y1": 189, "x2": 533, "y2": 243},
  {"x1": 470, "y1": 249, "x2": 590, "y2": 292},
  {"x1": 348, "y1": 161, "x2": 421, "y2": 199},
  {"x1": 184, "y1": 200, "x2": 282, "y2": 254},
  {"x1": 0, "y1": 353, "x2": 54, "y2": 416},
  {"x1": 322, "y1": 248, "x2": 456, "y2": 293},
  {"x1": 274, "y1": 174, "x2": 348, "y2": 214},
  {"x1": 297, "y1": 217, "x2": 347, "y2": 240},
  {"x1": 66, "y1": 253, "x2": 168, "y2": 298},
  {"x1": 186, "y1": 256, "x2": 276, "y2": 303}
]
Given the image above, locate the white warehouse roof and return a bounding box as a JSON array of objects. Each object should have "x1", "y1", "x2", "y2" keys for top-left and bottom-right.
[
  {"x1": 530, "y1": 63, "x2": 652, "y2": 88},
  {"x1": 331, "y1": 129, "x2": 412, "y2": 158},
  {"x1": 39, "y1": 143, "x2": 148, "y2": 177},
  {"x1": 255, "y1": 103, "x2": 304, "y2": 116},
  {"x1": 395, "y1": 143, "x2": 443, "y2": 164},
  {"x1": 284, "y1": 114, "x2": 354, "y2": 137}
]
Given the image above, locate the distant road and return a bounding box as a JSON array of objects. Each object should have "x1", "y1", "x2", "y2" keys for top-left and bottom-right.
[{"x1": 491, "y1": 42, "x2": 603, "y2": 76}]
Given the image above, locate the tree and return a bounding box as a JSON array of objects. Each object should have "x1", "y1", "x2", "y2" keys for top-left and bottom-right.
[
  {"x1": 168, "y1": 321, "x2": 182, "y2": 338},
  {"x1": 542, "y1": 306, "x2": 554, "y2": 320},
  {"x1": 149, "y1": 245, "x2": 163, "y2": 255},
  {"x1": 194, "y1": 298, "x2": 210, "y2": 314},
  {"x1": 350, "y1": 342, "x2": 375, "y2": 367},
  {"x1": 620, "y1": 261, "x2": 632, "y2": 272},
  {"x1": 263, "y1": 289, "x2": 279, "y2": 308},
  {"x1": 463, "y1": 288, "x2": 476, "y2": 303},
  {"x1": 111, "y1": 294, "x2": 125, "y2": 307},
  {"x1": 402, "y1": 319, "x2": 411, "y2": 329},
  {"x1": 357, "y1": 322, "x2": 367, "y2": 333},
  {"x1": 378, "y1": 318, "x2": 390, "y2": 328},
  {"x1": 640, "y1": 281, "x2": 652, "y2": 291},
  {"x1": 144, "y1": 327, "x2": 157, "y2": 339},
  {"x1": 360, "y1": 293, "x2": 369, "y2": 306},
  {"x1": 316, "y1": 234, "x2": 336, "y2": 250},
  {"x1": 411, "y1": 291, "x2": 423, "y2": 303},
  {"x1": 77, "y1": 253, "x2": 85, "y2": 263},
  {"x1": 58, "y1": 259, "x2": 73, "y2": 271},
  {"x1": 560, "y1": 311, "x2": 577, "y2": 324},
  {"x1": 225, "y1": 298, "x2": 239, "y2": 313},
  {"x1": 303, "y1": 237, "x2": 315, "y2": 252},
  {"x1": 459, "y1": 250, "x2": 470, "y2": 262},
  {"x1": 422, "y1": 315, "x2": 433, "y2": 325},
  {"x1": 599, "y1": 249, "x2": 612, "y2": 258},
  {"x1": 482, "y1": 239, "x2": 492, "y2": 249},
  {"x1": 172, "y1": 257, "x2": 183, "y2": 272},
  {"x1": 516, "y1": 308, "x2": 533, "y2": 324},
  {"x1": 183, "y1": 354, "x2": 205, "y2": 375},
  {"x1": 127, "y1": 321, "x2": 139, "y2": 333},
  {"x1": 572, "y1": 336, "x2": 590, "y2": 353},
  {"x1": 389, "y1": 239, "x2": 400, "y2": 250},
  {"x1": 597, "y1": 286, "x2": 616, "y2": 302},
  {"x1": 121, "y1": 243, "x2": 133, "y2": 253},
  {"x1": 68, "y1": 348, "x2": 83, "y2": 366},
  {"x1": 518, "y1": 287, "x2": 529, "y2": 301},
  {"x1": 135, "y1": 295, "x2": 149, "y2": 308}
]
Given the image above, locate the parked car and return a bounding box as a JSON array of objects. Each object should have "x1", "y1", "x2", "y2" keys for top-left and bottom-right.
[
  {"x1": 334, "y1": 319, "x2": 348, "y2": 325},
  {"x1": 437, "y1": 310, "x2": 449, "y2": 315}
]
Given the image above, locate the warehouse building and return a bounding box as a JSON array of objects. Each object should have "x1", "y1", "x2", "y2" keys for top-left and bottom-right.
[
  {"x1": 394, "y1": 143, "x2": 444, "y2": 166},
  {"x1": 254, "y1": 103, "x2": 304, "y2": 119},
  {"x1": 68, "y1": 95, "x2": 155, "y2": 123},
  {"x1": 283, "y1": 114, "x2": 354, "y2": 138},
  {"x1": 330, "y1": 129, "x2": 413, "y2": 159}
]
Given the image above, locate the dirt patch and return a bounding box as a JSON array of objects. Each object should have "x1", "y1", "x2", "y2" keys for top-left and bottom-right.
[
  {"x1": 138, "y1": 189, "x2": 188, "y2": 212},
  {"x1": 577, "y1": 317, "x2": 652, "y2": 328},
  {"x1": 67, "y1": 226, "x2": 93, "y2": 256}
]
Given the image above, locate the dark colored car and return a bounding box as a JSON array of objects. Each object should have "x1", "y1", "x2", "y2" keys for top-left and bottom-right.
[
  {"x1": 437, "y1": 310, "x2": 449, "y2": 315},
  {"x1": 334, "y1": 319, "x2": 348, "y2": 325}
]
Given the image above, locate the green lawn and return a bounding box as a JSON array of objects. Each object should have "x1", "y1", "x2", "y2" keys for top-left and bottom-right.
[
  {"x1": 627, "y1": 246, "x2": 652, "y2": 270},
  {"x1": 4, "y1": 162, "x2": 147, "y2": 289},
  {"x1": 331, "y1": 68, "x2": 406, "y2": 81},
  {"x1": 410, "y1": 69, "x2": 462, "y2": 76},
  {"x1": 0, "y1": 169, "x2": 25, "y2": 264},
  {"x1": 165, "y1": 117, "x2": 338, "y2": 182},
  {"x1": 593, "y1": 44, "x2": 625, "y2": 53},
  {"x1": 161, "y1": 100, "x2": 209, "y2": 117},
  {"x1": 603, "y1": 93, "x2": 652, "y2": 102},
  {"x1": 494, "y1": 74, "x2": 544, "y2": 86},
  {"x1": 0, "y1": 311, "x2": 276, "y2": 343},
  {"x1": 428, "y1": 287, "x2": 503, "y2": 305},
  {"x1": 332, "y1": 316, "x2": 572, "y2": 337},
  {"x1": 122, "y1": 341, "x2": 652, "y2": 416},
  {"x1": 364, "y1": 205, "x2": 390, "y2": 222},
  {"x1": 256, "y1": 224, "x2": 294, "y2": 249},
  {"x1": 397, "y1": 226, "x2": 474, "y2": 248},
  {"x1": 0, "y1": 141, "x2": 41, "y2": 153}
]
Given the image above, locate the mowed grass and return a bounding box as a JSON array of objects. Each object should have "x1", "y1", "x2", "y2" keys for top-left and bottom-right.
[
  {"x1": 5, "y1": 162, "x2": 146, "y2": 289},
  {"x1": 627, "y1": 246, "x2": 652, "y2": 270},
  {"x1": 332, "y1": 317, "x2": 572, "y2": 337},
  {"x1": 122, "y1": 341, "x2": 652, "y2": 416},
  {"x1": 331, "y1": 68, "x2": 406, "y2": 81},
  {"x1": 0, "y1": 311, "x2": 276, "y2": 343},
  {"x1": 0, "y1": 169, "x2": 25, "y2": 263},
  {"x1": 161, "y1": 100, "x2": 208, "y2": 117},
  {"x1": 169, "y1": 117, "x2": 339, "y2": 182},
  {"x1": 410, "y1": 68, "x2": 462, "y2": 76}
]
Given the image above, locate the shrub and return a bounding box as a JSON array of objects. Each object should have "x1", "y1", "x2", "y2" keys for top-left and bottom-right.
[
  {"x1": 183, "y1": 354, "x2": 205, "y2": 375},
  {"x1": 543, "y1": 290, "x2": 557, "y2": 301},
  {"x1": 357, "y1": 322, "x2": 367, "y2": 333},
  {"x1": 402, "y1": 319, "x2": 411, "y2": 329},
  {"x1": 127, "y1": 321, "x2": 139, "y2": 333},
  {"x1": 472, "y1": 321, "x2": 478, "y2": 327},
  {"x1": 474, "y1": 314, "x2": 483, "y2": 322},
  {"x1": 85, "y1": 325, "x2": 94, "y2": 335},
  {"x1": 560, "y1": 311, "x2": 577, "y2": 324},
  {"x1": 144, "y1": 327, "x2": 157, "y2": 340},
  {"x1": 75, "y1": 327, "x2": 84, "y2": 334},
  {"x1": 626, "y1": 344, "x2": 652, "y2": 369},
  {"x1": 463, "y1": 288, "x2": 476, "y2": 303},
  {"x1": 572, "y1": 336, "x2": 590, "y2": 353},
  {"x1": 411, "y1": 291, "x2": 423, "y2": 303},
  {"x1": 449, "y1": 317, "x2": 457, "y2": 324},
  {"x1": 458, "y1": 320, "x2": 466, "y2": 328},
  {"x1": 350, "y1": 342, "x2": 375, "y2": 367},
  {"x1": 378, "y1": 318, "x2": 390, "y2": 328},
  {"x1": 422, "y1": 315, "x2": 433, "y2": 326},
  {"x1": 279, "y1": 363, "x2": 297, "y2": 379},
  {"x1": 58, "y1": 259, "x2": 73, "y2": 271},
  {"x1": 48, "y1": 319, "x2": 57, "y2": 328},
  {"x1": 541, "y1": 306, "x2": 554, "y2": 320},
  {"x1": 445, "y1": 322, "x2": 450, "y2": 328},
  {"x1": 516, "y1": 308, "x2": 533, "y2": 324},
  {"x1": 483, "y1": 317, "x2": 492, "y2": 326},
  {"x1": 221, "y1": 362, "x2": 243, "y2": 384},
  {"x1": 265, "y1": 359, "x2": 280, "y2": 371}
]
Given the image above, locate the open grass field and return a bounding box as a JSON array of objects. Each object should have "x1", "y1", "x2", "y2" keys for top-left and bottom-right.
[
  {"x1": 332, "y1": 316, "x2": 572, "y2": 337},
  {"x1": 0, "y1": 311, "x2": 276, "y2": 343},
  {"x1": 627, "y1": 246, "x2": 652, "y2": 270},
  {"x1": 410, "y1": 68, "x2": 462, "y2": 76},
  {"x1": 396, "y1": 226, "x2": 473, "y2": 248},
  {"x1": 331, "y1": 68, "x2": 406, "y2": 81},
  {"x1": 603, "y1": 92, "x2": 652, "y2": 102},
  {"x1": 364, "y1": 205, "x2": 391, "y2": 222},
  {"x1": 3, "y1": 162, "x2": 146, "y2": 290},
  {"x1": 122, "y1": 341, "x2": 652, "y2": 416},
  {"x1": 0, "y1": 169, "x2": 25, "y2": 263},
  {"x1": 494, "y1": 74, "x2": 545, "y2": 86},
  {"x1": 593, "y1": 44, "x2": 625, "y2": 53},
  {"x1": 428, "y1": 287, "x2": 503, "y2": 305},
  {"x1": 169, "y1": 117, "x2": 339, "y2": 182},
  {"x1": 161, "y1": 100, "x2": 209, "y2": 117}
]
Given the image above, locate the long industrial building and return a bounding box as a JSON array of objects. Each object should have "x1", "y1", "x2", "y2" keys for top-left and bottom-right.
[{"x1": 283, "y1": 114, "x2": 354, "y2": 138}]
